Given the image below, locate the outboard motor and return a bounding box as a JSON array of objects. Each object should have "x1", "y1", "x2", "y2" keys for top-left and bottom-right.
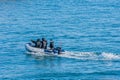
[{"x1": 54, "y1": 47, "x2": 62, "y2": 54}]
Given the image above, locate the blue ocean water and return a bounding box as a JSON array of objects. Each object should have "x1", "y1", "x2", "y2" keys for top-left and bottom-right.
[{"x1": 0, "y1": 0, "x2": 120, "y2": 80}]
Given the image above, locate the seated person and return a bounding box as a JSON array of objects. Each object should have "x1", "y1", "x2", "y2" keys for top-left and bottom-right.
[
  {"x1": 31, "y1": 39, "x2": 41, "y2": 48},
  {"x1": 49, "y1": 39, "x2": 54, "y2": 49}
]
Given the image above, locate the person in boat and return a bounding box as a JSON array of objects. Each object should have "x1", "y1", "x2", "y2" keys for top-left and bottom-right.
[
  {"x1": 41, "y1": 38, "x2": 47, "y2": 49},
  {"x1": 49, "y1": 39, "x2": 54, "y2": 50},
  {"x1": 31, "y1": 39, "x2": 41, "y2": 48},
  {"x1": 44, "y1": 39, "x2": 48, "y2": 49},
  {"x1": 41, "y1": 38, "x2": 44, "y2": 48}
]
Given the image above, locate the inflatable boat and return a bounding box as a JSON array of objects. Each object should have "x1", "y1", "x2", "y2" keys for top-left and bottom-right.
[{"x1": 25, "y1": 43, "x2": 65, "y2": 55}]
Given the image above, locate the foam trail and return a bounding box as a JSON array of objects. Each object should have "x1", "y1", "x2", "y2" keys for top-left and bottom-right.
[
  {"x1": 58, "y1": 51, "x2": 120, "y2": 60},
  {"x1": 27, "y1": 51, "x2": 120, "y2": 60},
  {"x1": 101, "y1": 52, "x2": 120, "y2": 60},
  {"x1": 58, "y1": 51, "x2": 98, "y2": 60}
]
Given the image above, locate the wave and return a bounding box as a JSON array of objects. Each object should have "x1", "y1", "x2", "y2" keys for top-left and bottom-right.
[{"x1": 27, "y1": 51, "x2": 120, "y2": 60}]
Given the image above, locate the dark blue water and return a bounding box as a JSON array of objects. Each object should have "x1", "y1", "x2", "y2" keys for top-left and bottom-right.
[{"x1": 0, "y1": 0, "x2": 120, "y2": 80}]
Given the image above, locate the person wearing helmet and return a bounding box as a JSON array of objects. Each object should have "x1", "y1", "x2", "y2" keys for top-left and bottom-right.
[
  {"x1": 41, "y1": 38, "x2": 47, "y2": 49},
  {"x1": 44, "y1": 39, "x2": 48, "y2": 49},
  {"x1": 31, "y1": 39, "x2": 41, "y2": 48},
  {"x1": 41, "y1": 38, "x2": 45, "y2": 48},
  {"x1": 49, "y1": 39, "x2": 54, "y2": 49}
]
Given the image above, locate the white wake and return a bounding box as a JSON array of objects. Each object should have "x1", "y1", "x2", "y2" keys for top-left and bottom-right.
[{"x1": 27, "y1": 51, "x2": 120, "y2": 60}]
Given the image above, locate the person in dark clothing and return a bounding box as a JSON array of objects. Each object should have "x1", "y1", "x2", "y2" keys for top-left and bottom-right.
[
  {"x1": 36, "y1": 39, "x2": 41, "y2": 48},
  {"x1": 31, "y1": 40, "x2": 37, "y2": 47},
  {"x1": 49, "y1": 39, "x2": 54, "y2": 49},
  {"x1": 31, "y1": 39, "x2": 41, "y2": 48},
  {"x1": 44, "y1": 40, "x2": 48, "y2": 49},
  {"x1": 41, "y1": 38, "x2": 45, "y2": 48},
  {"x1": 41, "y1": 38, "x2": 47, "y2": 49}
]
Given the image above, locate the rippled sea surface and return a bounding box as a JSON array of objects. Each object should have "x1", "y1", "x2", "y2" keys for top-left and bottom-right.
[{"x1": 0, "y1": 0, "x2": 120, "y2": 80}]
